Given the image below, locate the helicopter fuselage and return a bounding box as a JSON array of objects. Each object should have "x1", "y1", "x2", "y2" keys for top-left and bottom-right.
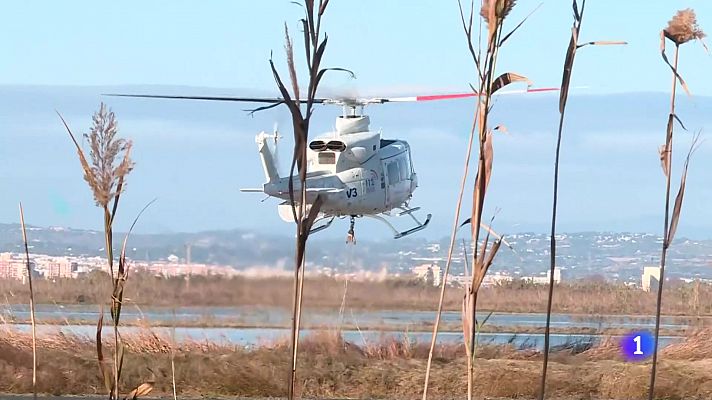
[{"x1": 264, "y1": 138, "x2": 417, "y2": 216}]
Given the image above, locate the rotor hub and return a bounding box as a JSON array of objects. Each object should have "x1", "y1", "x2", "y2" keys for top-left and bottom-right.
[{"x1": 335, "y1": 115, "x2": 370, "y2": 135}]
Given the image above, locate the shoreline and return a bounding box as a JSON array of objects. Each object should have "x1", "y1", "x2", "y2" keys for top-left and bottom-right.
[
  {"x1": 4, "y1": 302, "x2": 712, "y2": 318},
  {"x1": 1, "y1": 319, "x2": 698, "y2": 338}
]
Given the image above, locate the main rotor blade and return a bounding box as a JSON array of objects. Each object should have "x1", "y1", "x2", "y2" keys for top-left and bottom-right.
[
  {"x1": 103, "y1": 93, "x2": 330, "y2": 104},
  {"x1": 373, "y1": 87, "x2": 559, "y2": 103},
  {"x1": 104, "y1": 86, "x2": 563, "y2": 108}
]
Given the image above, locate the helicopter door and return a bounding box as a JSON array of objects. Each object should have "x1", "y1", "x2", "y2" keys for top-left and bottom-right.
[
  {"x1": 383, "y1": 157, "x2": 400, "y2": 206},
  {"x1": 383, "y1": 153, "x2": 413, "y2": 208}
]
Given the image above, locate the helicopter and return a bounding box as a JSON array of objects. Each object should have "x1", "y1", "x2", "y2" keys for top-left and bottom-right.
[{"x1": 107, "y1": 87, "x2": 557, "y2": 243}]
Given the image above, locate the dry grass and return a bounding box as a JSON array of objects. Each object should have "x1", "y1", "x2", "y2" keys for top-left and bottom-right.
[
  {"x1": 4, "y1": 275, "x2": 712, "y2": 316},
  {"x1": 661, "y1": 328, "x2": 712, "y2": 360},
  {"x1": 1, "y1": 329, "x2": 712, "y2": 399}
]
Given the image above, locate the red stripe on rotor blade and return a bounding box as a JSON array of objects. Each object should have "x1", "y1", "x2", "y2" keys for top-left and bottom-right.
[
  {"x1": 415, "y1": 93, "x2": 480, "y2": 101},
  {"x1": 414, "y1": 87, "x2": 558, "y2": 101},
  {"x1": 526, "y1": 87, "x2": 560, "y2": 92}
]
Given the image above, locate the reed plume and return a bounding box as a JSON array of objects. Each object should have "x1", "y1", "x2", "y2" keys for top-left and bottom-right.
[
  {"x1": 664, "y1": 9, "x2": 705, "y2": 45},
  {"x1": 480, "y1": 0, "x2": 517, "y2": 23},
  {"x1": 83, "y1": 104, "x2": 134, "y2": 208}
]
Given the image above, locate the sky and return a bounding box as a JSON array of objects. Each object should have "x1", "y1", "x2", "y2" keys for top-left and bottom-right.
[
  {"x1": 2, "y1": 1, "x2": 712, "y2": 240},
  {"x1": 2, "y1": 1, "x2": 711, "y2": 94}
]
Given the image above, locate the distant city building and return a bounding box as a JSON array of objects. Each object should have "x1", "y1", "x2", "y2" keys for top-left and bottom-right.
[
  {"x1": 0, "y1": 252, "x2": 35, "y2": 283},
  {"x1": 0, "y1": 252, "x2": 238, "y2": 281},
  {"x1": 132, "y1": 261, "x2": 238, "y2": 277},
  {"x1": 482, "y1": 272, "x2": 514, "y2": 286},
  {"x1": 449, "y1": 274, "x2": 470, "y2": 287},
  {"x1": 426, "y1": 243, "x2": 441, "y2": 253},
  {"x1": 521, "y1": 269, "x2": 562, "y2": 285},
  {"x1": 45, "y1": 259, "x2": 76, "y2": 279},
  {"x1": 642, "y1": 266, "x2": 661, "y2": 292}
]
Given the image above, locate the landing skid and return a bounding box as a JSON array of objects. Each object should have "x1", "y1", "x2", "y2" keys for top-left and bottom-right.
[
  {"x1": 309, "y1": 216, "x2": 335, "y2": 235},
  {"x1": 307, "y1": 208, "x2": 431, "y2": 241},
  {"x1": 367, "y1": 208, "x2": 432, "y2": 239},
  {"x1": 397, "y1": 207, "x2": 420, "y2": 216}
]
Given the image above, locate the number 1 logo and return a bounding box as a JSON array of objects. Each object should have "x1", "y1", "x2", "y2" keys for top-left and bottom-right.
[
  {"x1": 633, "y1": 335, "x2": 643, "y2": 355},
  {"x1": 621, "y1": 331, "x2": 653, "y2": 361}
]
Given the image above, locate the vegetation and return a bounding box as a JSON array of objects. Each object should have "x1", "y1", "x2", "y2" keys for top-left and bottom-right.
[
  {"x1": 4, "y1": 3, "x2": 709, "y2": 399},
  {"x1": 541, "y1": 1, "x2": 626, "y2": 397},
  {"x1": 6, "y1": 275, "x2": 712, "y2": 316},
  {"x1": 2, "y1": 329, "x2": 712, "y2": 399},
  {"x1": 58, "y1": 104, "x2": 153, "y2": 399},
  {"x1": 19, "y1": 204, "x2": 37, "y2": 399},
  {"x1": 649, "y1": 9, "x2": 706, "y2": 400},
  {"x1": 424, "y1": 1, "x2": 539, "y2": 399},
  {"x1": 265, "y1": 1, "x2": 353, "y2": 398}
]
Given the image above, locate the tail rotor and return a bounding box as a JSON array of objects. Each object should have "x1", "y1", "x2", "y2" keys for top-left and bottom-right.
[{"x1": 271, "y1": 122, "x2": 282, "y2": 175}]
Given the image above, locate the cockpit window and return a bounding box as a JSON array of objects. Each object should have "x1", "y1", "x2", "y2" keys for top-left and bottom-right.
[
  {"x1": 387, "y1": 161, "x2": 400, "y2": 185},
  {"x1": 398, "y1": 158, "x2": 408, "y2": 181},
  {"x1": 380, "y1": 139, "x2": 397, "y2": 148}
]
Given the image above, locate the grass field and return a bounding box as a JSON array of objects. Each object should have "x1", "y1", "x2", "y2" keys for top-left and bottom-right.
[
  {"x1": 2, "y1": 273, "x2": 712, "y2": 316},
  {"x1": 4, "y1": 273, "x2": 710, "y2": 398},
  {"x1": 2, "y1": 328, "x2": 712, "y2": 399}
]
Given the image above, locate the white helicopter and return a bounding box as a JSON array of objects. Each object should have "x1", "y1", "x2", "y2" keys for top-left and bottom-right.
[
  {"x1": 108, "y1": 87, "x2": 556, "y2": 243},
  {"x1": 248, "y1": 98, "x2": 428, "y2": 243}
]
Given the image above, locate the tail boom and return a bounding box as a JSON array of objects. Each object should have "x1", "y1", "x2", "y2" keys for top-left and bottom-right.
[{"x1": 256, "y1": 132, "x2": 279, "y2": 183}]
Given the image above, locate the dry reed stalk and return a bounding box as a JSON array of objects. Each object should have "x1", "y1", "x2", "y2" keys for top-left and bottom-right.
[
  {"x1": 421, "y1": 62, "x2": 481, "y2": 400},
  {"x1": 58, "y1": 104, "x2": 132, "y2": 399},
  {"x1": 539, "y1": 1, "x2": 625, "y2": 398},
  {"x1": 460, "y1": 239, "x2": 474, "y2": 397},
  {"x1": 423, "y1": 1, "x2": 538, "y2": 400},
  {"x1": 19, "y1": 203, "x2": 37, "y2": 400},
  {"x1": 59, "y1": 104, "x2": 154, "y2": 400},
  {"x1": 337, "y1": 277, "x2": 349, "y2": 332},
  {"x1": 265, "y1": 2, "x2": 353, "y2": 398},
  {"x1": 649, "y1": 9, "x2": 705, "y2": 400},
  {"x1": 171, "y1": 309, "x2": 177, "y2": 400}
]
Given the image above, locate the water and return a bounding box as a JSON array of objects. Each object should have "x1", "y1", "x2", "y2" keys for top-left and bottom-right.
[
  {"x1": 0, "y1": 304, "x2": 697, "y2": 330},
  {"x1": 3, "y1": 324, "x2": 682, "y2": 350},
  {"x1": 0, "y1": 304, "x2": 690, "y2": 350}
]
